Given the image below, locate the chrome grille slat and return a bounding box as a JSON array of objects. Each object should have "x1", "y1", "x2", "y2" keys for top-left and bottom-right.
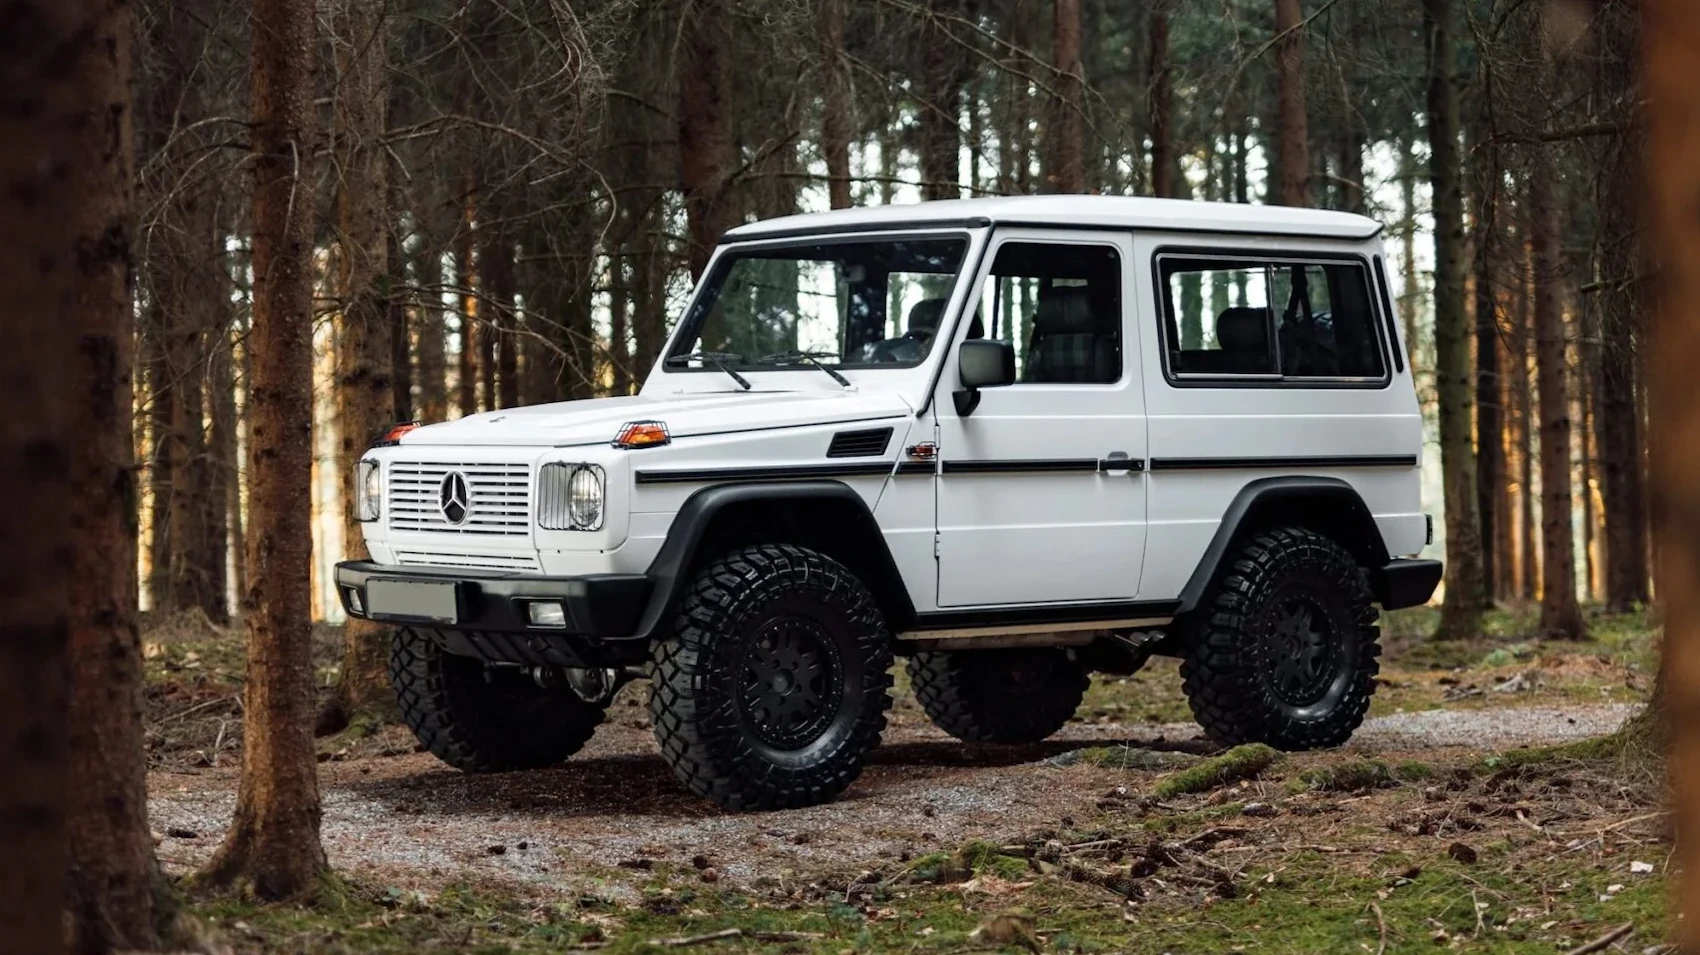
[
  {"x1": 393, "y1": 550, "x2": 541, "y2": 572},
  {"x1": 387, "y1": 462, "x2": 531, "y2": 537}
]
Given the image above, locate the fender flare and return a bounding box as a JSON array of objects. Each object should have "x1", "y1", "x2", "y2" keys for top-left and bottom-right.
[
  {"x1": 1174, "y1": 476, "x2": 1392, "y2": 614},
  {"x1": 633, "y1": 480, "x2": 915, "y2": 639}
]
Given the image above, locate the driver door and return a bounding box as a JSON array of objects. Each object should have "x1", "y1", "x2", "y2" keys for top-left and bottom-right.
[{"x1": 931, "y1": 229, "x2": 1148, "y2": 608}]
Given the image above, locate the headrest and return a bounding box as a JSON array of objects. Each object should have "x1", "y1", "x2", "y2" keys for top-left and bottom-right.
[
  {"x1": 907, "y1": 298, "x2": 947, "y2": 336},
  {"x1": 1216, "y1": 307, "x2": 1270, "y2": 353},
  {"x1": 1034, "y1": 285, "x2": 1097, "y2": 335}
]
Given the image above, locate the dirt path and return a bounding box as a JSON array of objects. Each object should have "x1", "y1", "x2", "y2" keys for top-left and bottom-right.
[{"x1": 147, "y1": 700, "x2": 1634, "y2": 899}]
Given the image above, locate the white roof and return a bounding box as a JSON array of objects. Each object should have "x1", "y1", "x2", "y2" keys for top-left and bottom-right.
[{"x1": 724, "y1": 195, "x2": 1383, "y2": 242}]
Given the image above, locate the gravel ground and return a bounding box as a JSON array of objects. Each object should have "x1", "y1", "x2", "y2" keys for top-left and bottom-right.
[{"x1": 147, "y1": 701, "x2": 1637, "y2": 898}]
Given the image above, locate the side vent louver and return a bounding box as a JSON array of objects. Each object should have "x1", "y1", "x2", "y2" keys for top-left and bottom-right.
[{"x1": 826, "y1": 427, "x2": 893, "y2": 458}]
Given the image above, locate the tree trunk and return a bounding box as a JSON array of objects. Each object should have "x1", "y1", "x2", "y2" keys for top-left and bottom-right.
[
  {"x1": 1147, "y1": 0, "x2": 1177, "y2": 199},
  {"x1": 1530, "y1": 148, "x2": 1585, "y2": 639},
  {"x1": 389, "y1": 229, "x2": 413, "y2": 421},
  {"x1": 414, "y1": 224, "x2": 449, "y2": 422},
  {"x1": 65, "y1": 2, "x2": 170, "y2": 947},
  {"x1": 1512, "y1": 239, "x2": 1539, "y2": 601},
  {"x1": 482, "y1": 219, "x2": 518, "y2": 410},
  {"x1": 1046, "y1": 0, "x2": 1085, "y2": 194},
  {"x1": 1471, "y1": 93, "x2": 1505, "y2": 604},
  {"x1": 0, "y1": 5, "x2": 88, "y2": 950},
  {"x1": 1643, "y1": 2, "x2": 1700, "y2": 938},
  {"x1": 1424, "y1": 0, "x2": 1485, "y2": 637},
  {"x1": 329, "y1": 0, "x2": 395, "y2": 729},
  {"x1": 608, "y1": 252, "x2": 632, "y2": 395},
  {"x1": 199, "y1": 0, "x2": 327, "y2": 899},
  {"x1": 918, "y1": 0, "x2": 965, "y2": 201},
  {"x1": 560, "y1": 225, "x2": 598, "y2": 400},
  {"x1": 1273, "y1": 0, "x2": 1310, "y2": 206},
  {"x1": 820, "y1": 0, "x2": 853, "y2": 210},
  {"x1": 1398, "y1": 134, "x2": 1422, "y2": 371},
  {"x1": 680, "y1": 0, "x2": 733, "y2": 279},
  {"x1": 455, "y1": 188, "x2": 478, "y2": 418},
  {"x1": 1598, "y1": 131, "x2": 1650, "y2": 609}
]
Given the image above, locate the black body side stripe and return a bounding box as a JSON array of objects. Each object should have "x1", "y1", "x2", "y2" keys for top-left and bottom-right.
[
  {"x1": 940, "y1": 458, "x2": 1106, "y2": 475},
  {"x1": 635, "y1": 462, "x2": 894, "y2": 485},
  {"x1": 1148, "y1": 455, "x2": 1418, "y2": 472},
  {"x1": 895, "y1": 461, "x2": 936, "y2": 475}
]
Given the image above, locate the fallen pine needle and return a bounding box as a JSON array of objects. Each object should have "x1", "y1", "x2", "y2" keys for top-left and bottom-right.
[
  {"x1": 1562, "y1": 922, "x2": 1634, "y2": 955},
  {"x1": 657, "y1": 928, "x2": 825, "y2": 947}
]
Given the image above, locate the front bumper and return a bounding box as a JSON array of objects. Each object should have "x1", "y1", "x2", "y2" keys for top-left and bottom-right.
[
  {"x1": 334, "y1": 561, "x2": 652, "y2": 668},
  {"x1": 1370, "y1": 558, "x2": 1443, "y2": 610}
]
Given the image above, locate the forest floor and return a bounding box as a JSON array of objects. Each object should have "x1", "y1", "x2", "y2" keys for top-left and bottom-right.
[{"x1": 142, "y1": 606, "x2": 1675, "y2": 954}]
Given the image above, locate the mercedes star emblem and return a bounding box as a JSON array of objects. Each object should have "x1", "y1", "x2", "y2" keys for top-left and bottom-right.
[{"x1": 439, "y1": 471, "x2": 470, "y2": 525}]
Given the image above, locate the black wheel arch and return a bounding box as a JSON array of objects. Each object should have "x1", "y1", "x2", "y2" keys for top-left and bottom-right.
[
  {"x1": 634, "y1": 480, "x2": 916, "y2": 639},
  {"x1": 1176, "y1": 476, "x2": 1393, "y2": 615}
]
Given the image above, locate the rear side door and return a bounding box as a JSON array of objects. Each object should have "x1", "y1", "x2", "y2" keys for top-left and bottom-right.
[{"x1": 931, "y1": 229, "x2": 1147, "y2": 608}]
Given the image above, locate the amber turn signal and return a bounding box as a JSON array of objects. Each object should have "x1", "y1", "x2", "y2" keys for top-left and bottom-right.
[
  {"x1": 374, "y1": 420, "x2": 421, "y2": 446},
  {"x1": 613, "y1": 420, "x2": 671, "y2": 449}
]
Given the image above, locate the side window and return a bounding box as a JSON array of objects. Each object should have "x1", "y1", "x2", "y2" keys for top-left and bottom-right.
[
  {"x1": 974, "y1": 242, "x2": 1122, "y2": 384},
  {"x1": 1160, "y1": 255, "x2": 1387, "y2": 383}
]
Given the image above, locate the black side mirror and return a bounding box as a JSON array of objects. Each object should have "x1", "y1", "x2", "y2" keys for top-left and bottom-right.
[{"x1": 954, "y1": 339, "x2": 1015, "y2": 416}]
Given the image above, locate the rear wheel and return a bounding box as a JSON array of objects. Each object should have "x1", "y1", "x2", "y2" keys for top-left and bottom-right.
[
  {"x1": 1179, "y1": 526, "x2": 1379, "y2": 750},
  {"x1": 390, "y1": 627, "x2": 606, "y2": 772},
  {"x1": 908, "y1": 648, "x2": 1088, "y2": 743},
  {"x1": 649, "y1": 544, "x2": 893, "y2": 811}
]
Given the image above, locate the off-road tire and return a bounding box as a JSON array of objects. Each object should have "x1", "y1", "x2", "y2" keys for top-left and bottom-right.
[
  {"x1": 649, "y1": 544, "x2": 894, "y2": 811},
  {"x1": 908, "y1": 648, "x2": 1089, "y2": 743},
  {"x1": 1180, "y1": 526, "x2": 1379, "y2": 750},
  {"x1": 390, "y1": 627, "x2": 606, "y2": 772}
]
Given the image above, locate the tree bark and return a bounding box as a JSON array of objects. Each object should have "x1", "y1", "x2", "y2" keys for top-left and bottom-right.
[
  {"x1": 680, "y1": 0, "x2": 734, "y2": 279},
  {"x1": 1273, "y1": 0, "x2": 1310, "y2": 206},
  {"x1": 414, "y1": 224, "x2": 449, "y2": 422},
  {"x1": 1471, "y1": 113, "x2": 1506, "y2": 604},
  {"x1": 1046, "y1": 0, "x2": 1085, "y2": 193},
  {"x1": 1424, "y1": 0, "x2": 1485, "y2": 637},
  {"x1": 820, "y1": 0, "x2": 853, "y2": 210},
  {"x1": 1511, "y1": 237, "x2": 1539, "y2": 601},
  {"x1": 0, "y1": 4, "x2": 86, "y2": 951},
  {"x1": 455, "y1": 185, "x2": 478, "y2": 417},
  {"x1": 199, "y1": 0, "x2": 328, "y2": 899},
  {"x1": 1530, "y1": 147, "x2": 1585, "y2": 639},
  {"x1": 1147, "y1": 0, "x2": 1177, "y2": 199},
  {"x1": 482, "y1": 220, "x2": 518, "y2": 410},
  {"x1": 330, "y1": 0, "x2": 395, "y2": 727},
  {"x1": 389, "y1": 228, "x2": 413, "y2": 421},
  {"x1": 1643, "y1": 1, "x2": 1700, "y2": 939},
  {"x1": 918, "y1": 0, "x2": 965, "y2": 201},
  {"x1": 65, "y1": 2, "x2": 170, "y2": 947}
]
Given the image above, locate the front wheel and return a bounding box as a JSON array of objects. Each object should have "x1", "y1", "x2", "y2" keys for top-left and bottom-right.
[
  {"x1": 1179, "y1": 526, "x2": 1380, "y2": 750},
  {"x1": 649, "y1": 544, "x2": 894, "y2": 811}
]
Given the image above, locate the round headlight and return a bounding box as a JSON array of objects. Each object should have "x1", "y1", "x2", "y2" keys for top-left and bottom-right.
[
  {"x1": 567, "y1": 466, "x2": 603, "y2": 530},
  {"x1": 356, "y1": 459, "x2": 381, "y2": 521}
]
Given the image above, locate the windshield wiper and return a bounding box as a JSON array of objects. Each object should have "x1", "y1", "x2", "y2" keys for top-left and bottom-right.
[
  {"x1": 757, "y1": 350, "x2": 851, "y2": 388},
  {"x1": 664, "y1": 350, "x2": 752, "y2": 391}
]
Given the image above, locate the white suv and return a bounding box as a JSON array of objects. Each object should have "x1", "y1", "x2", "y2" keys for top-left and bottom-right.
[{"x1": 336, "y1": 196, "x2": 1439, "y2": 811}]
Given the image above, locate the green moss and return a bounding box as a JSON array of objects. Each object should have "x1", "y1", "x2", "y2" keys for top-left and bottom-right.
[
  {"x1": 1151, "y1": 743, "x2": 1279, "y2": 799},
  {"x1": 1392, "y1": 759, "x2": 1436, "y2": 782},
  {"x1": 1300, "y1": 758, "x2": 1397, "y2": 792},
  {"x1": 1072, "y1": 745, "x2": 1199, "y2": 771}
]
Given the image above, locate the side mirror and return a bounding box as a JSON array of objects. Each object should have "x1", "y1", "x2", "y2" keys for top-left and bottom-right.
[{"x1": 954, "y1": 339, "x2": 1015, "y2": 416}]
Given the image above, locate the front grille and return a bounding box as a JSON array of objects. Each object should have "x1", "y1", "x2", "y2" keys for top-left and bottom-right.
[
  {"x1": 388, "y1": 462, "x2": 530, "y2": 536},
  {"x1": 393, "y1": 550, "x2": 542, "y2": 572}
]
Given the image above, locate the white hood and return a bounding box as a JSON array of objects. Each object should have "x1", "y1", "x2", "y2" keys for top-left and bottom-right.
[{"x1": 399, "y1": 391, "x2": 915, "y2": 447}]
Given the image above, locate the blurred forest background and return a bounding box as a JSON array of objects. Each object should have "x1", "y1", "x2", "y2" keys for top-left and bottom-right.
[{"x1": 132, "y1": 0, "x2": 1646, "y2": 640}]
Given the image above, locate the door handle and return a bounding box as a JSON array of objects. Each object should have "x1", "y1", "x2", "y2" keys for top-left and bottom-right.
[{"x1": 1099, "y1": 454, "x2": 1144, "y2": 474}]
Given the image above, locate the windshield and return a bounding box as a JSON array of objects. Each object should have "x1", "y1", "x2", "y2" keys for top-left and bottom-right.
[{"x1": 665, "y1": 236, "x2": 969, "y2": 372}]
